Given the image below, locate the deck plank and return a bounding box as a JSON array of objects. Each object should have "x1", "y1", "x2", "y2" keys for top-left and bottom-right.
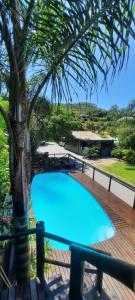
[
  {"x1": 8, "y1": 286, "x2": 15, "y2": 300},
  {"x1": 47, "y1": 171, "x2": 135, "y2": 300},
  {"x1": 30, "y1": 280, "x2": 37, "y2": 300}
]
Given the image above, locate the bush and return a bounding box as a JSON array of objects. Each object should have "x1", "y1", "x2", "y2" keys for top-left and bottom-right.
[
  {"x1": 111, "y1": 147, "x2": 124, "y2": 160},
  {"x1": 123, "y1": 148, "x2": 135, "y2": 164},
  {"x1": 118, "y1": 128, "x2": 135, "y2": 149},
  {"x1": 0, "y1": 149, "x2": 10, "y2": 201},
  {"x1": 99, "y1": 131, "x2": 108, "y2": 138},
  {"x1": 83, "y1": 146, "x2": 100, "y2": 159}
]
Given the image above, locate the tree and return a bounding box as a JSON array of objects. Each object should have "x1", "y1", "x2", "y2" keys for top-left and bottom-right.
[
  {"x1": 30, "y1": 96, "x2": 51, "y2": 153},
  {"x1": 128, "y1": 99, "x2": 135, "y2": 116},
  {"x1": 111, "y1": 146, "x2": 124, "y2": 160},
  {"x1": 0, "y1": 98, "x2": 9, "y2": 202},
  {"x1": 119, "y1": 128, "x2": 135, "y2": 149},
  {"x1": 0, "y1": 0, "x2": 134, "y2": 283},
  {"x1": 123, "y1": 148, "x2": 135, "y2": 164},
  {"x1": 31, "y1": 105, "x2": 83, "y2": 149}
]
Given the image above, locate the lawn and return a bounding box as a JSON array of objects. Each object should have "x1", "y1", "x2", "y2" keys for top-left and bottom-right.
[{"x1": 98, "y1": 162, "x2": 135, "y2": 186}]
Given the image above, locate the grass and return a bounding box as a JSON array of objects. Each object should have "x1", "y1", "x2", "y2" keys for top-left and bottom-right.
[{"x1": 98, "y1": 161, "x2": 135, "y2": 186}]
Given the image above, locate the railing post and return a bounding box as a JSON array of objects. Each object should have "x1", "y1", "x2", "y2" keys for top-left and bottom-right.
[
  {"x1": 69, "y1": 248, "x2": 84, "y2": 300},
  {"x1": 95, "y1": 268, "x2": 103, "y2": 295},
  {"x1": 133, "y1": 196, "x2": 135, "y2": 210},
  {"x1": 108, "y1": 175, "x2": 112, "y2": 192},
  {"x1": 82, "y1": 161, "x2": 85, "y2": 173},
  {"x1": 36, "y1": 221, "x2": 45, "y2": 283},
  {"x1": 93, "y1": 167, "x2": 95, "y2": 180}
]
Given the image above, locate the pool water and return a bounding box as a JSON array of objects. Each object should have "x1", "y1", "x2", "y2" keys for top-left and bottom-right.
[{"x1": 31, "y1": 172, "x2": 115, "y2": 250}]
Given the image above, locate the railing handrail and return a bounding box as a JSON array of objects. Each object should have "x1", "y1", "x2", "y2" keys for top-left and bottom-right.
[
  {"x1": 70, "y1": 243, "x2": 135, "y2": 294},
  {"x1": 44, "y1": 257, "x2": 97, "y2": 274},
  {"x1": 0, "y1": 227, "x2": 37, "y2": 241},
  {"x1": 34, "y1": 151, "x2": 135, "y2": 192},
  {"x1": 0, "y1": 227, "x2": 109, "y2": 255},
  {"x1": 68, "y1": 153, "x2": 135, "y2": 192},
  {"x1": 44, "y1": 231, "x2": 110, "y2": 255},
  {"x1": 1, "y1": 222, "x2": 135, "y2": 297},
  {"x1": 45, "y1": 152, "x2": 135, "y2": 192}
]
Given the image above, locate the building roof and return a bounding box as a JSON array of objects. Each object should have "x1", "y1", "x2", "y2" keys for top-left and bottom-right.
[
  {"x1": 80, "y1": 114, "x2": 89, "y2": 117},
  {"x1": 72, "y1": 131, "x2": 115, "y2": 141}
]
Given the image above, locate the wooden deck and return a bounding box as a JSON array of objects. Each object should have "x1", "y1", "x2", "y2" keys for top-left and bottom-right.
[{"x1": 47, "y1": 171, "x2": 135, "y2": 300}]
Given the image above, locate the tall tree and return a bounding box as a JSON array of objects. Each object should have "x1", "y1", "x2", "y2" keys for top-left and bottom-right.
[{"x1": 0, "y1": 0, "x2": 135, "y2": 282}]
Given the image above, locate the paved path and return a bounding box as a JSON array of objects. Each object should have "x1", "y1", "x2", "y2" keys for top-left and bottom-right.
[{"x1": 37, "y1": 142, "x2": 116, "y2": 166}]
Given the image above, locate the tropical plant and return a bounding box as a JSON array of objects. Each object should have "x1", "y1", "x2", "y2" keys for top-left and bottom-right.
[
  {"x1": 123, "y1": 148, "x2": 135, "y2": 164},
  {"x1": 118, "y1": 127, "x2": 135, "y2": 149},
  {"x1": 0, "y1": 99, "x2": 9, "y2": 202},
  {"x1": 111, "y1": 146, "x2": 124, "y2": 160},
  {"x1": 0, "y1": 149, "x2": 9, "y2": 201},
  {"x1": 99, "y1": 131, "x2": 108, "y2": 138},
  {"x1": 31, "y1": 104, "x2": 83, "y2": 150},
  {"x1": 0, "y1": 0, "x2": 134, "y2": 282},
  {"x1": 83, "y1": 145, "x2": 100, "y2": 159}
]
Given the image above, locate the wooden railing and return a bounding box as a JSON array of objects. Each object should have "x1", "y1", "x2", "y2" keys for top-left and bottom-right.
[
  {"x1": 69, "y1": 244, "x2": 135, "y2": 300},
  {"x1": 1, "y1": 221, "x2": 135, "y2": 299}
]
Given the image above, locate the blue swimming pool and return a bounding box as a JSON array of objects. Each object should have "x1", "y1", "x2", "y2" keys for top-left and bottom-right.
[{"x1": 31, "y1": 172, "x2": 115, "y2": 250}]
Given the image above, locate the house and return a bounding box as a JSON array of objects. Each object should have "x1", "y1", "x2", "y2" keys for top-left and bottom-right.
[
  {"x1": 80, "y1": 114, "x2": 89, "y2": 122},
  {"x1": 65, "y1": 131, "x2": 115, "y2": 156}
]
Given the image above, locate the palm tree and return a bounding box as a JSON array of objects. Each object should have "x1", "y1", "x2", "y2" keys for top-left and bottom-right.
[{"x1": 0, "y1": 0, "x2": 134, "y2": 283}]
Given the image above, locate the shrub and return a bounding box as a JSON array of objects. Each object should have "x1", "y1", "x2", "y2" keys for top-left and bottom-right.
[
  {"x1": 100, "y1": 131, "x2": 108, "y2": 138},
  {"x1": 111, "y1": 147, "x2": 124, "y2": 160},
  {"x1": 123, "y1": 148, "x2": 135, "y2": 164},
  {"x1": 0, "y1": 149, "x2": 10, "y2": 201},
  {"x1": 83, "y1": 146, "x2": 100, "y2": 159}
]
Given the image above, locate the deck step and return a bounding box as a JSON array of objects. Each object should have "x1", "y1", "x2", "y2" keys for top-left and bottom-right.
[
  {"x1": 50, "y1": 280, "x2": 69, "y2": 295},
  {"x1": 46, "y1": 274, "x2": 62, "y2": 288},
  {"x1": 0, "y1": 275, "x2": 107, "y2": 299}
]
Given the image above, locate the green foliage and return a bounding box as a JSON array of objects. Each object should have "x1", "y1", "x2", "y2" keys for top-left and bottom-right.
[
  {"x1": 99, "y1": 131, "x2": 108, "y2": 138},
  {"x1": 123, "y1": 149, "x2": 135, "y2": 164},
  {"x1": 29, "y1": 219, "x2": 52, "y2": 279},
  {"x1": 27, "y1": 0, "x2": 135, "y2": 106},
  {"x1": 83, "y1": 146, "x2": 100, "y2": 159},
  {"x1": 30, "y1": 105, "x2": 83, "y2": 149},
  {"x1": 30, "y1": 97, "x2": 51, "y2": 152},
  {"x1": 118, "y1": 128, "x2": 135, "y2": 149},
  {"x1": 0, "y1": 129, "x2": 7, "y2": 150},
  {"x1": 29, "y1": 238, "x2": 52, "y2": 279},
  {"x1": 45, "y1": 110, "x2": 83, "y2": 143},
  {"x1": 111, "y1": 147, "x2": 124, "y2": 160},
  {"x1": 0, "y1": 99, "x2": 10, "y2": 202},
  {"x1": 0, "y1": 149, "x2": 10, "y2": 201},
  {"x1": 99, "y1": 162, "x2": 135, "y2": 186}
]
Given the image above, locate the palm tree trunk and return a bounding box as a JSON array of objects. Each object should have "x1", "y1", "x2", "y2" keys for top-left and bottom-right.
[
  {"x1": 10, "y1": 121, "x2": 30, "y2": 284},
  {"x1": 9, "y1": 68, "x2": 30, "y2": 283}
]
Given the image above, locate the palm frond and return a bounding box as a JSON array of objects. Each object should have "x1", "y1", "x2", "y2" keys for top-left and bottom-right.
[
  {"x1": 27, "y1": 0, "x2": 135, "y2": 113},
  {"x1": 0, "y1": 0, "x2": 135, "y2": 121}
]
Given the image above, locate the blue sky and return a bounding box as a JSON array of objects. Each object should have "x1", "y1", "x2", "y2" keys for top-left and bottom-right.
[
  {"x1": 69, "y1": 38, "x2": 135, "y2": 110},
  {"x1": 93, "y1": 38, "x2": 135, "y2": 109},
  {"x1": 46, "y1": 38, "x2": 135, "y2": 110}
]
